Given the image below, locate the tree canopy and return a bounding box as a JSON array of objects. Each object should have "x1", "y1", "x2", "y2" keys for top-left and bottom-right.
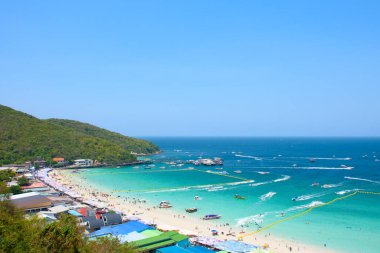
[
  {"x1": 0, "y1": 105, "x2": 159, "y2": 165},
  {"x1": 0, "y1": 199, "x2": 140, "y2": 253}
]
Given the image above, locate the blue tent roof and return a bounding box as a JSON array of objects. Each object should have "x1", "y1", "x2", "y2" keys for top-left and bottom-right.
[
  {"x1": 117, "y1": 231, "x2": 147, "y2": 243},
  {"x1": 157, "y1": 246, "x2": 191, "y2": 253},
  {"x1": 187, "y1": 246, "x2": 215, "y2": 253},
  {"x1": 68, "y1": 210, "x2": 83, "y2": 217},
  {"x1": 89, "y1": 220, "x2": 153, "y2": 237}
]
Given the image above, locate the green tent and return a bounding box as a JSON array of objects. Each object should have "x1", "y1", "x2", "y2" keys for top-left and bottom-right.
[{"x1": 140, "y1": 229, "x2": 163, "y2": 238}]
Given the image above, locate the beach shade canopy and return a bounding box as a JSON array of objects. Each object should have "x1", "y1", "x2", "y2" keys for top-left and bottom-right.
[
  {"x1": 89, "y1": 226, "x2": 113, "y2": 237},
  {"x1": 89, "y1": 221, "x2": 153, "y2": 238},
  {"x1": 157, "y1": 246, "x2": 191, "y2": 253},
  {"x1": 187, "y1": 246, "x2": 216, "y2": 253},
  {"x1": 214, "y1": 240, "x2": 258, "y2": 253},
  {"x1": 140, "y1": 229, "x2": 163, "y2": 238},
  {"x1": 117, "y1": 231, "x2": 147, "y2": 243},
  {"x1": 133, "y1": 231, "x2": 189, "y2": 251}
]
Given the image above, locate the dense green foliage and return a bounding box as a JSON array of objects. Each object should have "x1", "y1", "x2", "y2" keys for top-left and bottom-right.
[
  {"x1": 0, "y1": 170, "x2": 15, "y2": 182},
  {"x1": 47, "y1": 119, "x2": 159, "y2": 155},
  {"x1": 16, "y1": 176, "x2": 30, "y2": 186},
  {"x1": 0, "y1": 199, "x2": 140, "y2": 253},
  {"x1": 8, "y1": 185, "x2": 22, "y2": 195},
  {"x1": 0, "y1": 105, "x2": 159, "y2": 165}
]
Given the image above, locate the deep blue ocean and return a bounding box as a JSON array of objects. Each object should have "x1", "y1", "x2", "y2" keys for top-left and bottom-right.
[{"x1": 75, "y1": 137, "x2": 380, "y2": 252}]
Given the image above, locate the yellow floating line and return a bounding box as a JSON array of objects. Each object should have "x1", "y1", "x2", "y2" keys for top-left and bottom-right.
[{"x1": 238, "y1": 190, "x2": 380, "y2": 239}]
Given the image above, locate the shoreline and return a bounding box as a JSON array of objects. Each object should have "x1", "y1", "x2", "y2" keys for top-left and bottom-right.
[{"x1": 49, "y1": 169, "x2": 338, "y2": 253}]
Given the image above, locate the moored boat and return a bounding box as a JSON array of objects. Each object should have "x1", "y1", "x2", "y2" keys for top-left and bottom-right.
[
  {"x1": 185, "y1": 207, "x2": 198, "y2": 213},
  {"x1": 159, "y1": 201, "x2": 172, "y2": 208},
  {"x1": 203, "y1": 214, "x2": 221, "y2": 220}
]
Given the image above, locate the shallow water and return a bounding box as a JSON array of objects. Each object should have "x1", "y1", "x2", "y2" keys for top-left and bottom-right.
[{"x1": 69, "y1": 137, "x2": 380, "y2": 253}]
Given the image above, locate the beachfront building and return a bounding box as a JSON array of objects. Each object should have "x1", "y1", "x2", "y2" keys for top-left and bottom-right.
[
  {"x1": 52, "y1": 157, "x2": 66, "y2": 165},
  {"x1": 85, "y1": 216, "x2": 105, "y2": 231},
  {"x1": 74, "y1": 159, "x2": 93, "y2": 167},
  {"x1": 10, "y1": 192, "x2": 52, "y2": 211},
  {"x1": 34, "y1": 160, "x2": 47, "y2": 169},
  {"x1": 48, "y1": 205, "x2": 71, "y2": 218},
  {"x1": 21, "y1": 182, "x2": 50, "y2": 192}
]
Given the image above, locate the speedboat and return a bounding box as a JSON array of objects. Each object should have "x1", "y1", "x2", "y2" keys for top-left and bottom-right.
[
  {"x1": 234, "y1": 194, "x2": 246, "y2": 200},
  {"x1": 309, "y1": 158, "x2": 316, "y2": 163},
  {"x1": 311, "y1": 182, "x2": 319, "y2": 187},
  {"x1": 203, "y1": 214, "x2": 221, "y2": 220},
  {"x1": 159, "y1": 201, "x2": 172, "y2": 208},
  {"x1": 185, "y1": 208, "x2": 198, "y2": 213},
  {"x1": 257, "y1": 171, "x2": 270, "y2": 175},
  {"x1": 234, "y1": 170, "x2": 242, "y2": 174}
]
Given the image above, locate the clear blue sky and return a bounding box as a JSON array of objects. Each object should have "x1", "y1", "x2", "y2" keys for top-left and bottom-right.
[{"x1": 0, "y1": 1, "x2": 379, "y2": 137}]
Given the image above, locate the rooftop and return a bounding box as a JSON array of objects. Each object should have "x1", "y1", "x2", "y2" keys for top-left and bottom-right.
[{"x1": 10, "y1": 192, "x2": 40, "y2": 200}]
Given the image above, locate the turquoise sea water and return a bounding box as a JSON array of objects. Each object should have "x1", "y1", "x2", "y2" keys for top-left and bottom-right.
[{"x1": 70, "y1": 138, "x2": 380, "y2": 253}]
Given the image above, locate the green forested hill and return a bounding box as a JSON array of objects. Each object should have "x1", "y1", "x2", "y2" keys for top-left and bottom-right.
[
  {"x1": 46, "y1": 119, "x2": 159, "y2": 154},
  {"x1": 0, "y1": 105, "x2": 159, "y2": 165}
]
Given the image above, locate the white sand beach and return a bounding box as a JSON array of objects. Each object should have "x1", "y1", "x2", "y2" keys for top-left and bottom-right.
[{"x1": 50, "y1": 169, "x2": 337, "y2": 253}]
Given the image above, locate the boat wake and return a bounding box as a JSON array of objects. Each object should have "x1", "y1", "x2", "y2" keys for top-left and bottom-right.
[
  {"x1": 235, "y1": 154, "x2": 263, "y2": 161},
  {"x1": 314, "y1": 157, "x2": 352, "y2": 161},
  {"x1": 335, "y1": 189, "x2": 361, "y2": 195},
  {"x1": 206, "y1": 186, "x2": 225, "y2": 192},
  {"x1": 292, "y1": 192, "x2": 328, "y2": 201},
  {"x1": 144, "y1": 187, "x2": 191, "y2": 194},
  {"x1": 273, "y1": 175, "x2": 291, "y2": 182},
  {"x1": 260, "y1": 192, "x2": 276, "y2": 201},
  {"x1": 286, "y1": 157, "x2": 352, "y2": 161},
  {"x1": 286, "y1": 201, "x2": 325, "y2": 212},
  {"x1": 344, "y1": 176, "x2": 380, "y2": 184},
  {"x1": 226, "y1": 180, "x2": 255, "y2": 186},
  {"x1": 250, "y1": 175, "x2": 291, "y2": 187},
  {"x1": 245, "y1": 166, "x2": 353, "y2": 170}
]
